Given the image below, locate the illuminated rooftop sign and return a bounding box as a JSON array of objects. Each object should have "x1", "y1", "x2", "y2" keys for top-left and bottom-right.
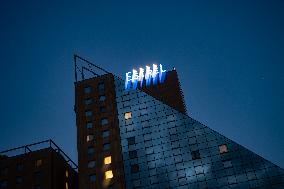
[{"x1": 125, "y1": 64, "x2": 166, "y2": 90}]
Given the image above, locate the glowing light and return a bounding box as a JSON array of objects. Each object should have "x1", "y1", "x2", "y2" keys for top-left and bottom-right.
[
  {"x1": 104, "y1": 156, "x2": 112, "y2": 165},
  {"x1": 105, "y1": 170, "x2": 113, "y2": 179}
]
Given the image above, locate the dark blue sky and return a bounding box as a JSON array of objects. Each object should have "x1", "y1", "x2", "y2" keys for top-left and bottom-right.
[{"x1": 0, "y1": 1, "x2": 283, "y2": 168}]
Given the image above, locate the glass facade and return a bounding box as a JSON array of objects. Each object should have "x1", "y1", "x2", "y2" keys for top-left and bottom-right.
[{"x1": 114, "y1": 77, "x2": 284, "y2": 189}]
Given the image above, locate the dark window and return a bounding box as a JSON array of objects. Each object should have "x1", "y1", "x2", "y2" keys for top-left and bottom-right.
[
  {"x1": 0, "y1": 167, "x2": 8, "y2": 176},
  {"x1": 84, "y1": 98, "x2": 93, "y2": 105},
  {"x1": 89, "y1": 174, "x2": 96, "y2": 182},
  {"x1": 129, "y1": 150, "x2": 137, "y2": 159},
  {"x1": 99, "y1": 95, "x2": 106, "y2": 102},
  {"x1": 34, "y1": 171, "x2": 42, "y2": 183},
  {"x1": 98, "y1": 82, "x2": 105, "y2": 92},
  {"x1": 0, "y1": 180, "x2": 8, "y2": 188},
  {"x1": 84, "y1": 86, "x2": 92, "y2": 94},
  {"x1": 16, "y1": 176, "x2": 23, "y2": 184},
  {"x1": 131, "y1": 164, "x2": 139, "y2": 173},
  {"x1": 85, "y1": 110, "x2": 92, "y2": 117},
  {"x1": 16, "y1": 163, "x2": 24, "y2": 171},
  {"x1": 103, "y1": 143, "x2": 110, "y2": 151},
  {"x1": 127, "y1": 137, "x2": 135, "y2": 145},
  {"x1": 223, "y1": 160, "x2": 233, "y2": 168},
  {"x1": 100, "y1": 106, "x2": 106, "y2": 113},
  {"x1": 86, "y1": 122, "x2": 93, "y2": 129},
  {"x1": 87, "y1": 147, "x2": 95, "y2": 156},
  {"x1": 33, "y1": 185, "x2": 41, "y2": 189},
  {"x1": 102, "y1": 130, "x2": 110, "y2": 138},
  {"x1": 100, "y1": 118, "x2": 109, "y2": 126},
  {"x1": 88, "y1": 161, "x2": 96, "y2": 168},
  {"x1": 191, "y1": 150, "x2": 201, "y2": 160}
]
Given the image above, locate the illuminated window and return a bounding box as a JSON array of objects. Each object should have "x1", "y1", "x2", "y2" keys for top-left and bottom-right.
[
  {"x1": 89, "y1": 174, "x2": 96, "y2": 182},
  {"x1": 65, "y1": 170, "x2": 69, "y2": 178},
  {"x1": 65, "y1": 182, "x2": 68, "y2": 189},
  {"x1": 88, "y1": 161, "x2": 96, "y2": 168},
  {"x1": 84, "y1": 86, "x2": 92, "y2": 94},
  {"x1": 191, "y1": 150, "x2": 200, "y2": 160},
  {"x1": 85, "y1": 110, "x2": 92, "y2": 117},
  {"x1": 99, "y1": 95, "x2": 106, "y2": 102},
  {"x1": 102, "y1": 130, "x2": 110, "y2": 138},
  {"x1": 131, "y1": 164, "x2": 139, "y2": 173},
  {"x1": 129, "y1": 150, "x2": 137, "y2": 159},
  {"x1": 124, "y1": 112, "x2": 132, "y2": 120},
  {"x1": 101, "y1": 118, "x2": 109, "y2": 126},
  {"x1": 219, "y1": 144, "x2": 228, "y2": 154},
  {"x1": 105, "y1": 170, "x2": 113, "y2": 179},
  {"x1": 103, "y1": 143, "x2": 110, "y2": 151},
  {"x1": 127, "y1": 137, "x2": 135, "y2": 145},
  {"x1": 86, "y1": 122, "x2": 92, "y2": 129},
  {"x1": 104, "y1": 156, "x2": 111, "y2": 165},
  {"x1": 35, "y1": 159, "x2": 43, "y2": 168},
  {"x1": 87, "y1": 134, "x2": 94, "y2": 142}
]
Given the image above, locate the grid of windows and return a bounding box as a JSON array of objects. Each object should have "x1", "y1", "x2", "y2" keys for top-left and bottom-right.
[{"x1": 114, "y1": 78, "x2": 284, "y2": 189}]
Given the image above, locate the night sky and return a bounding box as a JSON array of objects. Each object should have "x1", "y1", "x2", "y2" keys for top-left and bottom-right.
[{"x1": 0, "y1": 1, "x2": 283, "y2": 168}]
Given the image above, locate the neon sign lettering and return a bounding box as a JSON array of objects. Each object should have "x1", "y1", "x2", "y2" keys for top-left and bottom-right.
[{"x1": 125, "y1": 64, "x2": 166, "y2": 90}]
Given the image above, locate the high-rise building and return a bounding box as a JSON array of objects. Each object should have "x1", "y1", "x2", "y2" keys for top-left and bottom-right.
[
  {"x1": 0, "y1": 140, "x2": 78, "y2": 189},
  {"x1": 74, "y1": 55, "x2": 284, "y2": 189}
]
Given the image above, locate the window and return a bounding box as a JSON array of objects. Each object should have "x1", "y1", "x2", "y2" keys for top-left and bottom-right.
[
  {"x1": 0, "y1": 167, "x2": 8, "y2": 176},
  {"x1": 103, "y1": 143, "x2": 110, "y2": 151},
  {"x1": 65, "y1": 170, "x2": 69, "y2": 178},
  {"x1": 223, "y1": 160, "x2": 233, "y2": 168},
  {"x1": 89, "y1": 174, "x2": 96, "y2": 182},
  {"x1": 65, "y1": 182, "x2": 68, "y2": 189},
  {"x1": 84, "y1": 98, "x2": 93, "y2": 105},
  {"x1": 35, "y1": 159, "x2": 43, "y2": 168},
  {"x1": 84, "y1": 86, "x2": 92, "y2": 94},
  {"x1": 85, "y1": 110, "x2": 93, "y2": 117},
  {"x1": 87, "y1": 147, "x2": 95, "y2": 156},
  {"x1": 0, "y1": 180, "x2": 8, "y2": 188},
  {"x1": 100, "y1": 118, "x2": 109, "y2": 126},
  {"x1": 98, "y1": 82, "x2": 105, "y2": 92},
  {"x1": 34, "y1": 171, "x2": 42, "y2": 182},
  {"x1": 102, "y1": 130, "x2": 110, "y2": 138},
  {"x1": 124, "y1": 112, "x2": 132, "y2": 120},
  {"x1": 16, "y1": 163, "x2": 24, "y2": 171},
  {"x1": 127, "y1": 137, "x2": 135, "y2": 146},
  {"x1": 86, "y1": 122, "x2": 93, "y2": 129},
  {"x1": 105, "y1": 170, "x2": 113, "y2": 179},
  {"x1": 33, "y1": 185, "x2": 41, "y2": 189},
  {"x1": 88, "y1": 161, "x2": 96, "y2": 168},
  {"x1": 131, "y1": 164, "x2": 139, "y2": 173},
  {"x1": 16, "y1": 176, "x2": 23, "y2": 184},
  {"x1": 99, "y1": 95, "x2": 106, "y2": 102},
  {"x1": 219, "y1": 144, "x2": 228, "y2": 154},
  {"x1": 104, "y1": 156, "x2": 111, "y2": 165},
  {"x1": 100, "y1": 106, "x2": 106, "y2": 113},
  {"x1": 129, "y1": 150, "x2": 137, "y2": 159},
  {"x1": 86, "y1": 135, "x2": 94, "y2": 142},
  {"x1": 191, "y1": 150, "x2": 201, "y2": 160}
]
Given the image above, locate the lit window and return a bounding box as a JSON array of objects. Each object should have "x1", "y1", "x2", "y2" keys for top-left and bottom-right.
[
  {"x1": 98, "y1": 82, "x2": 105, "y2": 92},
  {"x1": 101, "y1": 118, "x2": 109, "y2": 126},
  {"x1": 99, "y1": 95, "x2": 106, "y2": 102},
  {"x1": 105, "y1": 170, "x2": 113, "y2": 179},
  {"x1": 104, "y1": 156, "x2": 111, "y2": 165},
  {"x1": 127, "y1": 137, "x2": 135, "y2": 146},
  {"x1": 87, "y1": 147, "x2": 95, "y2": 156},
  {"x1": 131, "y1": 164, "x2": 139, "y2": 174},
  {"x1": 65, "y1": 170, "x2": 69, "y2": 178},
  {"x1": 102, "y1": 130, "x2": 110, "y2": 138},
  {"x1": 84, "y1": 98, "x2": 93, "y2": 105},
  {"x1": 86, "y1": 122, "x2": 93, "y2": 129},
  {"x1": 88, "y1": 160, "x2": 96, "y2": 168},
  {"x1": 85, "y1": 110, "x2": 92, "y2": 117},
  {"x1": 65, "y1": 182, "x2": 68, "y2": 189},
  {"x1": 35, "y1": 159, "x2": 43, "y2": 168},
  {"x1": 89, "y1": 174, "x2": 96, "y2": 182},
  {"x1": 84, "y1": 86, "x2": 92, "y2": 94},
  {"x1": 124, "y1": 112, "x2": 132, "y2": 120},
  {"x1": 103, "y1": 143, "x2": 110, "y2": 151},
  {"x1": 191, "y1": 150, "x2": 201, "y2": 160},
  {"x1": 86, "y1": 135, "x2": 94, "y2": 142},
  {"x1": 219, "y1": 144, "x2": 228, "y2": 154},
  {"x1": 129, "y1": 150, "x2": 137, "y2": 159}
]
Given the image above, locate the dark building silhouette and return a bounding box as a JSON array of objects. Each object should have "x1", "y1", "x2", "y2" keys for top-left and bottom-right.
[
  {"x1": 0, "y1": 140, "x2": 78, "y2": 189},
  {"x1": 74, "y1": 55, "x2": 284, "y2": 189}
]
